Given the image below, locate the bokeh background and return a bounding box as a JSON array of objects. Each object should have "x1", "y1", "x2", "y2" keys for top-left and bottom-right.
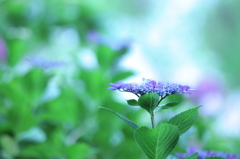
[{"x1": 0, "y1": 0, "x2": 240, "y2": 158}]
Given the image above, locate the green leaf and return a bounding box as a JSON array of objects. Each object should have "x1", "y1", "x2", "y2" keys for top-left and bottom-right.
[
  {"x1": 185, "y1": 152, "x2": 198, "y2": 159},
  {"x1": 99, "y1": 106, "x2": 139, "y2": 130},
  {"x1": 138, "y1": 93, "x2": 160, "y2": 114},
  {"x1": 66, "y1": 143, "x2": 91, "y2": 159},
  {"x1": 0, "y1": 135, "x2": 20, "y2": 157},
  {"x1": 167, "y1": 106, "x2": 201, "y2": 135},
  {"x1": 95, "y1": 45, "x2": 116, "y2": 70},
  {"x1": 127, "y1": 99, "x2": 139, "y2": 106},
  {"x1": 134, "y1": 123, "x2": 179, "y2": 159},
  {"x1": 166, "y1": 94, "x2": 183, "y2": 103},
  {"x1": 19, "y1": 142, "x2": 60, "y2": 158},
  {"x1": 112, "y1": 71, "x2": 134, "y2": 82},
  {"x1": 154, "y1": 102, "x2": 180, "y2": 112}
]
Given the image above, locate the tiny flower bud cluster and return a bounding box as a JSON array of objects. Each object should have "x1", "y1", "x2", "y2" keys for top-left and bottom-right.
[
  {"x1": 175, "y1": 147, "x2": 239, "y2": 159},
  {"x1": 108, "y1": 78, "x2": 192, "y2": 97}
]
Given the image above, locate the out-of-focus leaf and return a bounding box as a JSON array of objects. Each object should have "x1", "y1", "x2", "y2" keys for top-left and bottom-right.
[
  {"x1": 0, "y1": 135, "x2": 20, "y2": 157},
  {"x1": 95, "y1": 45, "x2": 116, "y2": 70},
  {"x1": 8, "y1": 106, "x2": 36, "y2": 133},
  {"x1": 38, "y1": 87, "x2": 82, "y2": 127},
  {"x1": 112, "y1": 71, "x2": 134, "y2": 82},
  {"x1": 19, "y1": 142, "x2": 61, "y2": 158},
  {"x1": 66, "y1": 143, "x2": 91, "y2": 159},
  {"x1": 7, "y1": 39, "x2": 28, "y2": 66},
  {"x1": 17, "y1": 127, "x2": 46, "y2": 143}
]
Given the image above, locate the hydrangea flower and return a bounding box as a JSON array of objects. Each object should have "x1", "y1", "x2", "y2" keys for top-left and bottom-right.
[
  {"x1": 108, "y1": 78, "x2": 193, "y2": 98},
  {"x1": 175, "y1": 147, "x2": 239, "y2": 159}
]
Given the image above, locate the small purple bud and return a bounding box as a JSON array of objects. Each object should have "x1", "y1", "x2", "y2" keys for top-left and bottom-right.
[
  {"x1": 0, "y1": 38, "x2": 7, "y2": 61},
  {"x1": 108, "y1": 87, "x2": 118, "y2": 91},
  {"x1": 87, "y1": 30, "x2": 102, "y2": 43},
  {"x1": 108, "y1": 82, "x2": 123, "y2": 91},
  {"x1": 187, "y1": 146, "x2": 199, "y2": 154}
]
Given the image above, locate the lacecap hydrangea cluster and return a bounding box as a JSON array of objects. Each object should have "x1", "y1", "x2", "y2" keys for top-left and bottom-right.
[
  {"x1": 175, "y1": 147, "x2": 239, "y2": 159},
  {"x1": 108, "y1": 78, "x2": 193, "y2": 97}
]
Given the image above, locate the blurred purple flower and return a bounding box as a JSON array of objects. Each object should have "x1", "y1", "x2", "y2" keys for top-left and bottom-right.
[
  {"x1": 108, "y1": 78, "x2": 193, "y2": 97},
  {"x1": 190, "y1": 77, "x2": 224, "y2": 116},
  {"x1": 0, "y1": 38, "x2": 7, "y2": 61},
  {"x1": 87, "y1": 30, "x2": 101, "y2": 44},
  {"x1": 87, "y1": 30, "x2": 131, "y2": 50},
  {"x1": 25, "y1": 56, "x2": 64, "y2": 69},
  {"x1": 175, "y1": 147, "x2": 239, "y2": 159},
  {"x1": 191, "y1": 78, "x2": 222, "y2": 104}
]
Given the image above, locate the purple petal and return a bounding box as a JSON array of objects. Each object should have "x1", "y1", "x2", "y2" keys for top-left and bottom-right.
[
  {"x1": 108, "y1": 87, "x2": 118, "y2": 91},
  {"x1": 109, "y1": 83, "x2": 118, "y2": 87},
  {"x1": 0, "y1": 38, "x2": 7, "y2": 61},
  {"x1": 109, "y1": 82, "x2": 123, "y2": 89}
]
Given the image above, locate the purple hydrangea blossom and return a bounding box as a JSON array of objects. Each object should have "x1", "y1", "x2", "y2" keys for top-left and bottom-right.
[
  {"x1": 108, "y1": 78, "x2": 193, "y2": 97},
  {"x1": 175, "y1": 147, "x2": 239, "y2": 159}
]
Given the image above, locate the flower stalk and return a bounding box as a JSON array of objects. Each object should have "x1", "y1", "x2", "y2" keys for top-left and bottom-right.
[{"x1": 151, "y1": 112, "x2": 155, "y2": 128}]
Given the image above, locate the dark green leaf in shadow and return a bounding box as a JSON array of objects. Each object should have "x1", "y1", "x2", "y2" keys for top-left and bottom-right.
[
  {"x1": 66, "y1": 143, "x2": 91, "y2": 159},
  {"x1": 127, "y1": 99, "x2": 139, "y2": 106},
  {"x1": 138, "y1": 93, "x2": 159, "y2": 114}
]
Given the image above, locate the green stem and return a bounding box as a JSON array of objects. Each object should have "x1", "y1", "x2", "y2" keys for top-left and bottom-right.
[{"x1": 151, "y1": 112, "x2": 155, "y2": 128}]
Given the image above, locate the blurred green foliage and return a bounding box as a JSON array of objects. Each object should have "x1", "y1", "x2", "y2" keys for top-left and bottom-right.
[
  {"x1": 204, "y1": 0, "x2": 240, "y2": 89},
  {"x1": 0, "y1": 0, "x2": 147, "y2": 158},
  {"x1": 0, "y1": 0, "x2": 240, "y2": 158}
]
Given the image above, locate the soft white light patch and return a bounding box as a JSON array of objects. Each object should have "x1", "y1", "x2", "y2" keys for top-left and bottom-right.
[
  {"x1": 166, "y1": 0, "x2": 199, "y2": 15},
  {"x1": 216, "y1": 95, "x2": 240, "y2": 136},
  {"x1": 78, "y1": 49, "x2": 98, "y2": 70},
  {"x1": 172, "y1": 64, "x2": 202, "y2": 86},
  {"x1": 40, "y1": 82, "x2": 61, "y2": 104},
  {"x1": 17, "y1": 127, "x2": 46, "y2": 142},
  {"x1": 109, "y1": 130, "x2": 125, "y2": 146},
  {"x1": 50, "y1": 27, "x2": 80, "y2": 49},
  {"x1": 199, "y1": 94, "x2": 223, "y2": 116},
  {"x1": 121, "y1": 43, "x2": 158, "y2": 81}
]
